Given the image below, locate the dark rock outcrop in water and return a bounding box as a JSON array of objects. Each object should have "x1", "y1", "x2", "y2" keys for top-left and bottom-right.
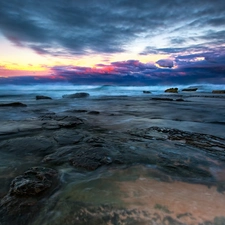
[
  {"x1": 0, "y1": 167, "x2": 58, "y2": 225},
  {"x1": 212, "y1": 90, "x2": 225, "y2": 94},
  {"x1": 36, "y1": 95, "x2": 52, "y2": 100},
  {"x1": 0, "y1": 102, "x2": 27, "y2": 107},
  {"x1": 165, "y1": 88, "x2": 178, "y2": 93},
  {"x1": 62, "y1": 92, "x2": 90, "y2": 98},
  {"x1": 143, "y1": 90, "x2": 151, "y2": 94},
  {"x1": 182, "y1": 88, "x2": 198, "y2": 91}
]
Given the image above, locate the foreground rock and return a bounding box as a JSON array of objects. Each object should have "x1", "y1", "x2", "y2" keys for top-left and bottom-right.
[
  {"x1": 62, "y1": 92, "x2": 90, "y2": 98},
  {"x1": 36, "y1": 95, "x2": 52, "y2": 100},
  {"x1": 212, "y1": 90, "x2": 225, "y2": 94},
  {"x1": 182, "y1": 88, "x2": 198, "y2": 91},
  {"x1": 0, "y1": 102, "x2": 27, "y2": 107},
  {"x1": 0, "y1": 167, "x2": 58, "y2": 225},
  {"x1": 165, "y1": 88, "x2": 178, "y2": 93}
]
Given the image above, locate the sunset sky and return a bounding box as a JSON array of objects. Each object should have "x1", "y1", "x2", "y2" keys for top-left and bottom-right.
[{"x1": 0, "y1": 0, "x2": 225, "y2": 85}]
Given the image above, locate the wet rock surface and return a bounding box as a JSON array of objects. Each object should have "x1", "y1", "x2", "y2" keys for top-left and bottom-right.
[{"x1": 0, "y1": 136, "x2": 55, "y2": 156}]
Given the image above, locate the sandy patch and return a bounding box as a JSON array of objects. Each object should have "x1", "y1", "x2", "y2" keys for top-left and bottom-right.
[{"x1": 119, "y1": 175, "x2": 225, "y2": 224}]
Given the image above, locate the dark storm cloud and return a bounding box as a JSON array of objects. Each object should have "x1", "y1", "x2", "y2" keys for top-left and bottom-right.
[
  {"x1": 140, "y1": 44, "x2": 223, "y2": 55},
  {"x1": 52, "y1": 60, "x2": 156, "y2": 77},
  {"x1": 156, "y1": 59, "x2": 174, "y2": 68},
  {"x1": 1, "y1": 0, "x2": 225, "y2": 55},
  {"x1": 41, "y1": 58, "x2": 224, "y2": 85}
]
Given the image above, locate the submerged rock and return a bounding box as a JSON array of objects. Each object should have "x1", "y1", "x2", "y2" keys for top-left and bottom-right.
[
  {"x1": 36, "y1": 95, "x2": 52, "y2": 100},
  {"x1": 165, "y1": 88, "x2": 178, "y2": 93},
  {"x1": 62, "y1": 92, "x2": 90, "y2": 98},
  {"x1": 182, "y1": 88, "x2": 198, "y2": 91},
  {"x1": 0, "y1": 102, "x2": 27, "y2": 107}
]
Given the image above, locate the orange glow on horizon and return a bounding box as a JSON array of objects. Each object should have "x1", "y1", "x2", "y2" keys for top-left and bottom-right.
[
  {"x1": 0, "y1": 66, "x2": 50, "y2": 77},
  {"x1": 0, "y1": 34, "x2": 171, "y2": 78}
]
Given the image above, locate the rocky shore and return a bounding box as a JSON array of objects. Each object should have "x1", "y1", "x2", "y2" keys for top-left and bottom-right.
[{"x1": 0, "y1": 93, "x2": 225, "y2": 225}]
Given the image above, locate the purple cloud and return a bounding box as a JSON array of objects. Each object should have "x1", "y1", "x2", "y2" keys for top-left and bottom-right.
[{"x1": 156, "y1": 59, "x2": 174, "y2": 68}]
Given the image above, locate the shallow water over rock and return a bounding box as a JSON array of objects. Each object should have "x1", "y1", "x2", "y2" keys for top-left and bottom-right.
[{"x1": 30, "y1": 165, "x2": 225, "y2": 225}]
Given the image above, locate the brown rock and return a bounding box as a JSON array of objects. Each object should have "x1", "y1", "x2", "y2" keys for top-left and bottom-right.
[{"x1": 165, "y1": 88, "x2": 178, "y2": 93}]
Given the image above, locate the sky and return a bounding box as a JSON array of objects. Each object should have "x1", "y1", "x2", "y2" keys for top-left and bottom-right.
[{"x1": 0, "y1": 0, "x2": 225, "y2": 85}]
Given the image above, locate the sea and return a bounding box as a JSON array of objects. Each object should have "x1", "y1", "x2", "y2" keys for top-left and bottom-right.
[{"x1": 0, "y1": 83, "x2": 224, "y2": 100}]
